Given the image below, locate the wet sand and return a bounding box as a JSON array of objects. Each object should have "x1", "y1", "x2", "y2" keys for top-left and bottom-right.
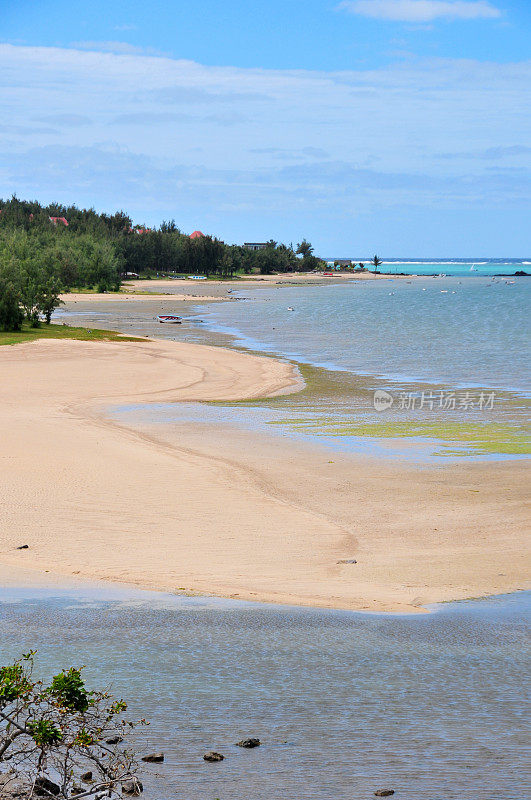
[
  {"x1": 122, "y1": 272, "x2": 406, "y2": 291},
  {"x1": 61, "y1": 271, "x2": 408, "y2": 305},
  {"x1": 0, "y1": 326, "x2": 528, "y2": 611}
]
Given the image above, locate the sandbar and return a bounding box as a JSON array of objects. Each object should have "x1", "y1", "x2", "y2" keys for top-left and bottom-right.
[{"x1": 0, "y1": 337, "x2": 528, "y2": 612}]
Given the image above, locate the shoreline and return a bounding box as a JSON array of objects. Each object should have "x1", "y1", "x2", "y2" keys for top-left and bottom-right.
[
  {"x1": 59, "y1": 270, "x2": 414, "y2": 304},
  {"x1": 0, "y1": 560, "x2": 527, "y2": 618},
  {"x1": 1, "y1": 324, "x2": 528, "y2": 612}
]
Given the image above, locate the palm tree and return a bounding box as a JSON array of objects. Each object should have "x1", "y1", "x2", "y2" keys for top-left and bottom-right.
[{"x1": 371, "y1": 254, "x2": 382, "y2": 271}]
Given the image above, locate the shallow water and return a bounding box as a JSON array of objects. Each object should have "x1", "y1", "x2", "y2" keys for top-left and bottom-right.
[
  {"x1": 200, "y1": 276, "x2": 530, "y2": 392},
  {"x1": 1, "y1": 588, "x2": 529, "y2": 800},
  {"x1": 57, "y1": 276, "x2": 530, "y2": 459}
]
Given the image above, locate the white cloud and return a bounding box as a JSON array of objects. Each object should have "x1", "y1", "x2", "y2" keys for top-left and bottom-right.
[
  {"x1": 71, "y1": 40, "x2": 164, "y2": 56},
  {"x1": 0, "y1": 43, "x2": 529, "y2": 244},
  {"x1": 338, "y1": 0, "x2": 502, "y2": 22}
]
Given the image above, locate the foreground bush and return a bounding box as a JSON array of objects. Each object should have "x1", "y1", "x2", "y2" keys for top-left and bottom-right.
[{"x1": 0, "y1": 653, "x2": 146, "y2": 799}]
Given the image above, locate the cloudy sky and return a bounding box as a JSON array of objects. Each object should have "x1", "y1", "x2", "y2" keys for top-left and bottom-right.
[{"x1": 1, "y1": 0, "x2": 530, "y2": 256}]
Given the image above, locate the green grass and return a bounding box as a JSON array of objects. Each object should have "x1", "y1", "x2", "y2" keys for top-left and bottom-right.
[
  {"x1": 0, "y1": 323, "x2": 145, "y2": 347},
  {"x1": 63, "y1": 287, "x2": 167, "y2": 295},
  {"x1": 65, "y1": 287, "x2": 121, "y2": 294}
]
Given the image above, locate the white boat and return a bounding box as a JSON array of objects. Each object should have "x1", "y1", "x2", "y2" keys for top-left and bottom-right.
[{"x1": 157, "y1": 315, "x2": 182, "y2": 324}]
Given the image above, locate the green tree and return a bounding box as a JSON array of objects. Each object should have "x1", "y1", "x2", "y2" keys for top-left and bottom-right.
[
  {"x1": 298, "y1": 254, "x2": 322, "y2": 272},
  {"x1": 296, "y1": 239, "x2": 313, "y2": 259},
  {"x1": 18, "y1": 272, "x2": 44, "y2": 327},
  {"x1": 77, "y1": 237, "x2": 121, "y2": 291},
  {"x1": 255, "y1": 244, "x2": 281, "y2": 275},
  {"x1": 294, "y1": 239, "x2": 324, "y2": 272},
  {"x1": 39, "y1": 276, "x2": 63, "y2": 324},
  {"x1": 0, "y1": 274, "x2": 24, "y2": 331},
  {"x1": 0, "y1": 195, "x2": 327, "y2": 283},
  {"x1": 0, "y1": 652, "x2": 146, "y2": 799}
]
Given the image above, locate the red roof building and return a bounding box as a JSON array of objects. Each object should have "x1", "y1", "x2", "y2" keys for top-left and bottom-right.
[
  {"x1": 49, "y1": 216, "x2": 68, "y2": 227},
  {"x1": 190, "y1": 230, "x2": 205, "y2": 239}
]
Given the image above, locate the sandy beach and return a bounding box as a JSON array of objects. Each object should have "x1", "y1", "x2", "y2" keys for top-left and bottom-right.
[
  {"x1": 60, "y1": 272, "x2": 407, "y2": 304},
  {"x1": 0, "y1": 333, "x2": 528, "y2": 612}
]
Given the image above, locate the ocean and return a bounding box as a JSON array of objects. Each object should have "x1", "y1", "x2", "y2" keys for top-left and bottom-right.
[
  {"x1": 0, "y1": 586, "x2": 529, "y2": 800},
  {"x1": 198, "y1": 275, "x2": 529, "y2": 392},
  {"x1": 322, "y1": 261, "x2": 529, "y2": 277}
]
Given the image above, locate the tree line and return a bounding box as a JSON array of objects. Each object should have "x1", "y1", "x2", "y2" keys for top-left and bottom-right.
[{"x1": 0, "y1": 196, "x2": 323, "y2": 331}]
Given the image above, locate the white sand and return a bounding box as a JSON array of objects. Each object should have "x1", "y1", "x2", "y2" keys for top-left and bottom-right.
[{"x1": 0, "y1": 338, "x2": 528, "y2": 611}]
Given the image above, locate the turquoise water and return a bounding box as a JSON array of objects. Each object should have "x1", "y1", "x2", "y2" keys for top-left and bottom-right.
[
  {"x1": 199, "y1": 276, "x2": 530, "y2": 392},
  {"x1": 0, "y1": 588, "x2": 529, "y2": 800},
  {"x1": 339, "y1": 262, "x2": 529, "y2": 277}
]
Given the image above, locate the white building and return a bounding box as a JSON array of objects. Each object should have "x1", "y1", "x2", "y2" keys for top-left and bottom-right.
[{"x1": 243, "y1": 242, "x2": 268, "y2": 251}]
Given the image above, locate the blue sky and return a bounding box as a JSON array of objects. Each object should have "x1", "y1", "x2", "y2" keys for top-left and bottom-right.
[{"x1": 1, "y1": 0, "x2": 530, "y2": 255}]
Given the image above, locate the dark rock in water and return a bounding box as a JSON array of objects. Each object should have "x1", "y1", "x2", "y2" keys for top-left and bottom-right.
[
  {"x1": 141, "y1": 753, "x2": 164, "y2": 763},
  {"x1": 203, "y1": 752, "x2": 224, "y2": 762},
  {"x1": 34, "y1": 777, "x2": 60, "y2": 796},
  {"x1": 374, "y1": 791, "x2": 395, "y2": 797},
  {"x1": 80, "y1": 771, "x2": 93, "y2": 782},
  {"x1": 236, "y1": 738, "x2": 260, "y2": 748},
  {"x1": 105, "y1": 735, "x2": 123, "y2": 745},
  {"x1": 121, "y1": 778, "x2": 143, "y2": 795},
  {"x1": 16, "y1": 545, "x2": 29, "y2": 550}
]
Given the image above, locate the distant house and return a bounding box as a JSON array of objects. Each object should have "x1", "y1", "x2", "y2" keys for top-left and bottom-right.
[
  {"x1": 243, "y1": 242, "x2": 267, "y2": 251},
  {"x1": 49, "y1": 216, "x2": 68, "y2": 227},
  {"x1": 190, "y1": 230, "x2": 205, "y2": 240}
]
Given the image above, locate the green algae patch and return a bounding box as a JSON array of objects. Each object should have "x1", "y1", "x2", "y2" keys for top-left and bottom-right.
[
  {"x1": 0, "y1": 323, "x2": 145, "y2": 347},
  {"x1": 206, "y1": 359, "x2": 529, "y2": 459},
  {"x1": 267, "y1": 417, "x2": 530, "y2": 456},
  {"x1": 210, "y1": 362, "x2": 370, "y2": 409}
]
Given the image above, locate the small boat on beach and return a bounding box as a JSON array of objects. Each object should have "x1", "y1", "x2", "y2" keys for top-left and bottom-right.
[{"x1": 157, "y1": 315, "x2": 182, "y2": 324}]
